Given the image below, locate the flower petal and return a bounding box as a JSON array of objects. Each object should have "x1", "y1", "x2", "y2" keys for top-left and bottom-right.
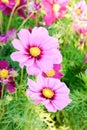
[
  {"x1": 17, "y1": 29, "x2": 30, "y2": 47},
  {"x1": 10, "y1": 51, "x2": 28, "y2": 61},
  {"x1": 30, "y1": 27, "x2": 49, "y2": 46},
  {"x1": 12, "y1": 39, "x2": 24, "y2": 51},
  {"x1": 26, "y1": 63, "x2": 41, "y2": 75},
  {"x1": 27, "y1": 78, "x2": 42, "y2": 91},
  {"x1": 52, "y1": 97, "x2": 72, "y2": 110},
  {"x1": 45, "y1": 101, "x2": 57, "y2": 112},
  {"x1": 36, "y1": 59, "x2": 53, "y2": 73}
]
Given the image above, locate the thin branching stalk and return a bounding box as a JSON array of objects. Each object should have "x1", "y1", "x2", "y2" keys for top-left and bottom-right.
[
  {"x1": 1, "y1": 84, "x2": 4, "y2": 98},
  {"x1": 6, "y1": 3, "x2": 18, "y2": 32},
  {"x1": 17, "y1": 12, "x2": 34, "y2": 32},
  {"x1": 20, "y1": 68, "x2": 24, "y2": 85}
]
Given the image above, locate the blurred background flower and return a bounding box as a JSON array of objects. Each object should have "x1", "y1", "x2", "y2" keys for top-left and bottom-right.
[
  {"x1": 0, "y1": 60, "x2": 17, "y2": 94},
  {"x1": 0, "y1": 0, "x2": 27, "y2": 18},
  {"x1": 42, "y1": 0, "x2": 69, "y2": 26},
  {"x1": 42, "y1": 64, "x2": 64, "y2": 79},
  {"x1": 0, "y1": 28, "x2": 16, "y2": 45}
]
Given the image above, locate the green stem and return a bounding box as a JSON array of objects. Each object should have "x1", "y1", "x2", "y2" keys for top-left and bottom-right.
[
  {"x1": 17, "y1": 16, "x2": 29, "y2": 32},
  {"x1": 0, "y1": 11, "x2": 3, "y2": 33},
  {"x1": 1, "y1": 84, "x2": 4, "y2": 98},
  {"x1": 35, "y1": 0, "x2": 39, "y2": 26},
  {"x1": 0, "y1": 23, "x2": 3, "y2": 34},
  {"x1": 17, "y1": 12, "x2": 34, "y2": 32},
  {"x1": 16, "y1": 4, "x2": 26, "y2": 11},
  {"x1": 35, "y1": 12, "x2": 38, "y2": 27},
  {"x1": 6, "y1": 3, "x2": 17, "y2": 32},
  {"x1": 0, "y1": 45, "x2": 4, "y2": 56},
  {"x1": 14, "y1": 4, "x2": 26, "y2": 16},
  {"x1": 20, "y1": 68, "x2": 24, "y2": 85}
]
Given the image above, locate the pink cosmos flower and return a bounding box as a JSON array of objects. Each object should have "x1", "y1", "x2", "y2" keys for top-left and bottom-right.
[
  {"x1": 0, "y1": 60, "x2": 17, "y2": 93},
  {"x1": 0, "y1": 28, "x2": 16, "y2": 44},
  {"x1": 42, "y1": 64, "x2": 64, "y2": 79},
  {"x1": 73, "y1": 0, "x2": 87, "y2": 19},
  {"x1": 0, "y1": 0, "x2": 27, "y2": 18},
  {"x1": 11, "y1": 27, "x2": 62, "y2": 75},
  {"x1": 42, "y1": 0, "x2": 69, "y2": 26},
  {"x1": 72, "y1": 19, "x2": 87, "y2": 36},
  {"x1": 26, "y1": 75, "x2": 71, "y2": 112}
]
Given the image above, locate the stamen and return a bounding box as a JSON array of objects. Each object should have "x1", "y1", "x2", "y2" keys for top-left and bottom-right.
[
  {"x1": 29, "y1": 47, "x2": 41, "y2": 57},
  {"x1": 0, "y1": 69, "x2": 8, "y2": 79},
  {"x1": 42, "y1": 88, "x2": 54, "y2": 99},
  {"x1": 1, "y1": 0, "x2": 9, "y2": 4},
  {"x1": 53, "y1": 4, "x2": 60, "y2": 13},
  {"x1": 46, "y1": 70, "x2": 55, "y2": 77},
  {"x1": 75, "y1": 8, "x2": 82, "y2": 15},
  {"x1": 14, "y1": 0, "x2": 20, "y2": 5}
]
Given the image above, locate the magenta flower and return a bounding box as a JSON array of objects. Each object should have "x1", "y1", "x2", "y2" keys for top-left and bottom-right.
[
  {"x1": 0, "y1": 60, "x2": 17, "y2": 93},
  {"x1": 0, "y1": 0, "x2": 15, "y2": 15},
  {"x1": 42, "y1": 64, "x2": 64, "y2": 79},
  {"x1": 73, "y1": 0, "x2": 87, "y2": 18},
  {"x1": 0, "y1": 77, "x2": 16, "y2": 94},
  {"x1": 11, "y1": 27, "x2": 62, "y2": 75},
  {"x1": 26, "y1": 75, "x2": 71, "y2": 112},
  {"x1": 0, "y1": 28, "x2": 16, "y2": 44},
  {"x1": 6, "y1": 77, "x2": 16, "y2": 93},
  {"x1": 0, "y1": 60, "x2": 9, "y2": 69},
  {"x1": 0, "y1": 0, "x2": 27, "y2": 18},
  {"x1": 17, "y1": 0, "x2": 27, "y2": 19},
  {"x1": 42, "y1": 0, "x2": 69, "y2": 26}
]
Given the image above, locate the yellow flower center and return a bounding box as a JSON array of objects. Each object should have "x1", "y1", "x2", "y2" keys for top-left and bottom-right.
[
  {"x1": 14, "y1": 0, "x2": 20, "y2": 5},
  {"x1": 46, "y1": 70, "x2": 55, "y2": 77},
  {"x1": 0, "y1": 69, "x2": 8, "y2": 79},
  {"x1": 42, "y1": 88, "x2": 54, "y2": 99},
  {"x1": 29, "y1": 47, "x2": 41, "y2": 57},
  {"x1": 1, "y1": 0, "x2": 9, "y2": 4},
  {"x1": 53, "y1": 4, "x2": 60, "y2": 13},
  {"x1": 75, "y1": 8, "x2": 82, "y2": 15}
]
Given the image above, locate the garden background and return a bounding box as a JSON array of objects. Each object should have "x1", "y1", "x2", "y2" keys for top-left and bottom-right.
[{"x1": 0, "y1": 0, "x2": 87, "y2": 130}]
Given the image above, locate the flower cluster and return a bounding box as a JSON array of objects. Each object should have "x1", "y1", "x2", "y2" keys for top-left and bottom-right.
[
  {"x1": 72, "y1": 0, "x2": 87, "y2": 37},
  {"x1": 0, "y1": 0, "x2": 72, "y2": 112},
  {"x1": 10, "y1": 27, "x2": 71, "y2": 112},
  {"x1": 72, "y1": 0, "x2": 87, "y2": 56}
]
